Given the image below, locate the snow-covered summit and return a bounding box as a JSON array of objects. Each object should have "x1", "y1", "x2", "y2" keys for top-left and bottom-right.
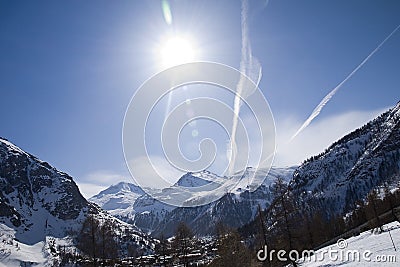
[
  {"x1": 89, "y1": 182, "x2": 144, "y2": 208},
  {"x1": 174, "y1": 171, "x2": 216, "y2": 187},
  {"x1": 95, "y1": 181, "x2": 144, "y2": 196}
]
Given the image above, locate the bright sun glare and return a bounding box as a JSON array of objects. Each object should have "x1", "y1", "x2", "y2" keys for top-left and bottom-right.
[{"x1": 159, "y1": 36, "x2": 196, "y2": 68}]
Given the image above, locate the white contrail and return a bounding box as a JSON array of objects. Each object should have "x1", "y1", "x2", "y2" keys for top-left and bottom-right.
[
  {"x1": 290, "y1": 23, "x2": 400, "y2": 141},
  {"x1": 228, "y1": 0, "x2": 262, "y2": 174}
]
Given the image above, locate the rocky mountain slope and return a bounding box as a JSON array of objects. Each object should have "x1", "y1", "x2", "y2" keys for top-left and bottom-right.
[
  {"x1": 290, "y1": 101, "x2": 400, "y2": 216},
  {"x1": 0, "y1": 137, "x2": 89, "y2": 244},
  {"x1": 0, "y1": 137, "x2": 154, "y2": 264}
]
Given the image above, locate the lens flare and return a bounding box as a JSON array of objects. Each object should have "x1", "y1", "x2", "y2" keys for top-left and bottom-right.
[
  {"x1": 160, "y1": 36, "x2": 196, "y2": 68},
  {"x1": 161, "y1": 0, "x2": 172, "y2": 25}
]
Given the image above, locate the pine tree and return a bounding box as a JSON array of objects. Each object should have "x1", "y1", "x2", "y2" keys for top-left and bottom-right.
[
  {"x1": 351, "y1": 200, "x2": 368, "y2": 229},
  {"x1": 366, "y1": 189, "x2": 383, "y2": 232},
  {"x1": 383, "y1": 183, "x2": 400, "y2": 223},
  {"x1": 301, "y1": 213, "x2": 315, "y2": 249},
  {"x1": 309, "y1": 210, "x2": 329, "y2": 246}
]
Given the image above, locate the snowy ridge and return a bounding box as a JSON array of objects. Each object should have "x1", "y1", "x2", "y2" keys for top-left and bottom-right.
[
  {"x1": 290, "y1": 101, "x2": 400, "y2": 215},
  {"x1": 91, "y1": 166, "x2": 297, "y2": 237},
  {"x1": 174, "y1": 171, "x2": 215, "y2": 187}
]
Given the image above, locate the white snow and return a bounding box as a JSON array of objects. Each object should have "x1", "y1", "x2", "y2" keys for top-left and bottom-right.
[
  {"x1": 0, "y1": 224, "x2": 47, "y2": 266},
  {"x1": 299, "y1": 222, "x2": 400, "y2": 266}
]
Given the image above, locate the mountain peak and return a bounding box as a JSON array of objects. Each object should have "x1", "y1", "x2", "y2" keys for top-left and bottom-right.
[
  {"x1": 92, "y1": 181, "x2": 143, "y2": 199},
  {"x1": 89, "y1": 181, "x2": 145, "y2": 213},
  {"x1": 174, "y1": 172, "x2": 215, "y2": 187},
  {"x1": 0, "y1": 138, "x2": 89, "y2": 244}
]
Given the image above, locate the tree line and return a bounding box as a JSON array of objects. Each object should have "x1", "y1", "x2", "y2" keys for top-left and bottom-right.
[
  {"x1": 240, "y1": 178, "x2": 400, "y2": 267},
  {"x1": 54, "y1": 214, "x2": 152, "y2": 266}
]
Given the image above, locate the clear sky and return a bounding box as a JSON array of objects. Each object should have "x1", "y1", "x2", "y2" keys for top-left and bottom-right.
[{"x1": 1, "y1": 0, "x2": 399, "y2": 197}]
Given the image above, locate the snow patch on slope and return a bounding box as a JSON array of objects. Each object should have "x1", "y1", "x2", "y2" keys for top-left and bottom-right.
[{"x1": 301, "y1": 222, "x2": 400, "y2": 266}]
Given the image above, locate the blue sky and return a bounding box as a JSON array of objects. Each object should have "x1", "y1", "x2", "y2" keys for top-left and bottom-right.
[{"x1": 1, "y1": 0, "x2": 399, "y2": 197}]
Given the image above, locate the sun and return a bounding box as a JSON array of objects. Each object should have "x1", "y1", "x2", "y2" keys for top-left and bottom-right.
[{"x1": 159, "y1": 35, "x2": 197, "y2": 68}]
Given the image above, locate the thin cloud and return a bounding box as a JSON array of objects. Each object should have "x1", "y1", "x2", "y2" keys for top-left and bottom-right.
[
  {"x1": 76, "y1": 182, "x2": 108, "y2": 199},
  {"x1": 81, "y1": 169, "x2": 131, "y2": 185},
  {"x1": 128, "y1": 155, "x2": 186, "y2": 189},
  {"x1": 229, "y1": 0, "x2": 262, "y2": 174}
]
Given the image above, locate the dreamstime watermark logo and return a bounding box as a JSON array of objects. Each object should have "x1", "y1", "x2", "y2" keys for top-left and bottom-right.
[
  {"x1": 122, "y1": 62, "x2": 276, "y2": 207},
  {"x1": 257, "y1": 238, "x2": 397, "y2": 264}
]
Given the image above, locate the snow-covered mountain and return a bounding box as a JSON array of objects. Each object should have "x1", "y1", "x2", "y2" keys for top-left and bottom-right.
[
  {"x1": 89, "y1": 182, "x2": 144, "y2": 219},
  {"x1": 152, "y1": 167, "x2": 296, "y2": 237},
  {"x1": 0, "y1": 137, "x2": 155, "y2": 264},
  {"x1": 0, "y1": 137, "x2": 89, "y2": 244},
  {"x1": 91, "y1": 166, "x2": 296, "y2": 237},
  {"x1": 290, "y1": 101, "x2": 400, "y2": 216}
]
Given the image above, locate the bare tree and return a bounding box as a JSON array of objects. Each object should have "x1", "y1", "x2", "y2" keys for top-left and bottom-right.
[
  {"x1": 155, "y1": 233, "x2": 169, "y2": 265},
  {"x1": 173, "y1": 222, "x2": 194, "y2": 267},
  {"x1": 99, "y1": 219, "x2": 118, "y2": 260},
  {"x1": 210, "y1": 224, "x2": 255, "y2": 267},
  {"x1": 270, "y1": 177, "x2": 298, "y2": 266},
  {"x1": 77, "y1": 214, "x2": 99, "y2": 265}
]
